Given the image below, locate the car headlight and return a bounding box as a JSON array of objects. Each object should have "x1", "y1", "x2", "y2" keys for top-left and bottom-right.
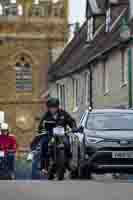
[{"x1": 85, "y1": 136, "x2": 104, "y2": 144}]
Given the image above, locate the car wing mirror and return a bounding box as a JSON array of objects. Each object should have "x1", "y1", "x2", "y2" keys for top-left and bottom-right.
[{"x1": 78, "y1": 126, "x2": 84, "y2": 133}]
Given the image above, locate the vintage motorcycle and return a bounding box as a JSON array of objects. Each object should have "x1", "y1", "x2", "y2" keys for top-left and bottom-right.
[
  {"x1": 48, "y1": 126, "x2": 68, "y2": 180},
  {"x1": 29, "y1": 125, "x2": 81, "y2": 180}
]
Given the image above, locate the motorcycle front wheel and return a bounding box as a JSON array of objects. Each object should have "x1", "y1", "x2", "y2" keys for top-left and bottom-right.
[
  {"x1": 48, "y1": 159, "x2": 55, "y2": 180},
  {"x1": 56, "y1": 149, "x2": 65, "y2": 181}
]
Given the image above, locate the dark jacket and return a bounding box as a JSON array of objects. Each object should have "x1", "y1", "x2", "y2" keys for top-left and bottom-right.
[{"x1": 38, "y1": 109, "x2": 77, "y2": 134}]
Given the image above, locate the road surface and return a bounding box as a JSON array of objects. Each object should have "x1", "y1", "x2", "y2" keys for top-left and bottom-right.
[{"x1": 0, "y1": 179, "x2": 133, "y2": 200}]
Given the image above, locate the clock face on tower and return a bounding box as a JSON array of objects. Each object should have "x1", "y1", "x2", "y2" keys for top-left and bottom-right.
[{"x1": 16, "y1": 109, "x2": 34, "y2": 131}]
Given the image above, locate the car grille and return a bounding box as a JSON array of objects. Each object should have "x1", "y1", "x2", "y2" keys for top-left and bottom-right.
[
  {"x1": 93, "y1": 149, "x2": 133, "y2": 165},
  {"x1": 99, "y1": 147, "x2": 133, "y2": 151},
  {"x1": 86, "y1": 146, "x2": 133, "y2": 165},
  {"x1": 94, "y1": 156, "x2": 133, "y2": 165}
]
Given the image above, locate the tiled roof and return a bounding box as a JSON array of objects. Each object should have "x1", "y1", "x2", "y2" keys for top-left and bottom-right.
[{"x1": 49, "y1": 2, "x2": 130, "y2": 81}]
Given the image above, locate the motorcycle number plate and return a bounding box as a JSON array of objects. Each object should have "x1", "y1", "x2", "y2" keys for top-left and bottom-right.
[
  {"x1": 53, "y1": 127, "x2": 65, "y2": 136},
  {"x1": 0, "y1": 151, "x2": 4, "y2": 157}
]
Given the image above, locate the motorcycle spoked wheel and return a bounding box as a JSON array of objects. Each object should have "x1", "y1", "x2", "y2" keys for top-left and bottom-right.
[
  {"x1": 56, "y1": 149, "x2": 65, "y2": 181},
  {"x1": 48, "y1": 159, "x2": 55, "y2": 180}
]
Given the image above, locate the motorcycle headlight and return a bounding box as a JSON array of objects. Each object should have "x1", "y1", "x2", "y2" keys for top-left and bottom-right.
[
  {"x1": 85, "y1": 136, "x2": 104, "y2": 144},
  {"x1": 27, "y1": 152, "x2": 34, "y2": 161}
]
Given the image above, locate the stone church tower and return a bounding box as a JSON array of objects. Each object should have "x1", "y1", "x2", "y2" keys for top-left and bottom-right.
[{"x1": 0, "y1": 0, "x2": 68, "y2": 147}]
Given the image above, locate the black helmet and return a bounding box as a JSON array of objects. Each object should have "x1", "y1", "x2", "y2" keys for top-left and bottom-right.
[{"x1": 47, "y1": 97, "x2": 60, "y2": 108}]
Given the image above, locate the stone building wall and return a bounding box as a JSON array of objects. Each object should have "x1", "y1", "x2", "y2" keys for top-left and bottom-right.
[{"x1": 0, "y1": 0, "x2": 68, "y2": 147}]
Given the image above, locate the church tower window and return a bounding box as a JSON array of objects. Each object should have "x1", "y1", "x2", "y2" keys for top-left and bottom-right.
[{"x1": 16, "y1": 56, "x2": 32, "y2": 92}]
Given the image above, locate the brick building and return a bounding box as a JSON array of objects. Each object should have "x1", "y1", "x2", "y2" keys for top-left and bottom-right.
[{"x1": 0, "y1": 0, "x2": 68, "y2": 146}]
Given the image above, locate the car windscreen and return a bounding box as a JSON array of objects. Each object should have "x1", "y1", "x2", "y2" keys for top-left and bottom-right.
[{"x1": 86, "y1": 112, "x2": 133, "y2": 130}]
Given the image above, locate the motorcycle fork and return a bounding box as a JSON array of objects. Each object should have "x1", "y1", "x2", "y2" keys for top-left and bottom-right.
[
  {"x1": 56, "y1": 137, "x2": 65, "y2": 158},
  {"x1": 54, "y1": 137, "x2": 62, "y2": 160}
]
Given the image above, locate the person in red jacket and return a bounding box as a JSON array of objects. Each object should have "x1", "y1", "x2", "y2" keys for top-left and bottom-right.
[
  {"x1": 0, "y1": 123, "x2": 17, "y2": 176},
  {"x1": 0, "y1": 123, "x2": 17, "y2": 153}
]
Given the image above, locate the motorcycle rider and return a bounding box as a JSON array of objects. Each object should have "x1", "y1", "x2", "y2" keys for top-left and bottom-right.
[
  {"x1": 0, "y1": 123, "x2": 17, "y2": 177},
  {"x1": 38, "y1": 97, "x2": 77, "y2": 173}
]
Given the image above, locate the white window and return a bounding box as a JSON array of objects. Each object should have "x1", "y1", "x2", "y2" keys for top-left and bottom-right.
[
  {"x1": 106, "y1": 8, "x2": 111, "y2": 32},
  {"x1": 10, "y1": 0, "x2": 16, "y2": 4},
  {"x1": 17, "y1": 4, "x2": 23, "y2": 16},
  {"x1": 103, "y1": 60, "x2": 109, "y2": 94},
  {"x1": 85, "y1": 72, "x2": 90, "y2": 105},
  {"x1": 34, "y1": 0, "x2": 39, "y2": 5},
  {"x1": 121, "y1": 49, "x2": 128, "y2": 86},
  {"x1": 0, "y1": 4, "x2": 3, "y2": 16},
  {"x1": 58, "y1": 84, "x2": 65, "y2": 109},
  {"x1": 73, "y1": 79, "x2": 78, "y2": 109},
  {"x1": 87, "y1": 17, "x2": 94, "y2": 41}
]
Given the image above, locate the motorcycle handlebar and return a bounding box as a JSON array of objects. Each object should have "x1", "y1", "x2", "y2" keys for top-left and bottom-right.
[{"x1": 39, "y1": 128, "x2": 83, "y2": 135}]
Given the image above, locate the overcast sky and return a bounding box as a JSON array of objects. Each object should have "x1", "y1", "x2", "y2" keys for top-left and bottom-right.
[{"x1": 68, "y1": 0, "x2": 86, "y2": 24}]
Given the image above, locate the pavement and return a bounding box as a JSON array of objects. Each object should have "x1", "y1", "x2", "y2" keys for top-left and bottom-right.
[{"x1": 0, "y1": 178, "x2": 133, "y2": 200}]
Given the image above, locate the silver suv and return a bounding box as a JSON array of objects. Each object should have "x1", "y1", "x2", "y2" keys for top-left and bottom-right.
[{"x1": 72, "y1": 109, "x2": 133, "y2": 179}]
